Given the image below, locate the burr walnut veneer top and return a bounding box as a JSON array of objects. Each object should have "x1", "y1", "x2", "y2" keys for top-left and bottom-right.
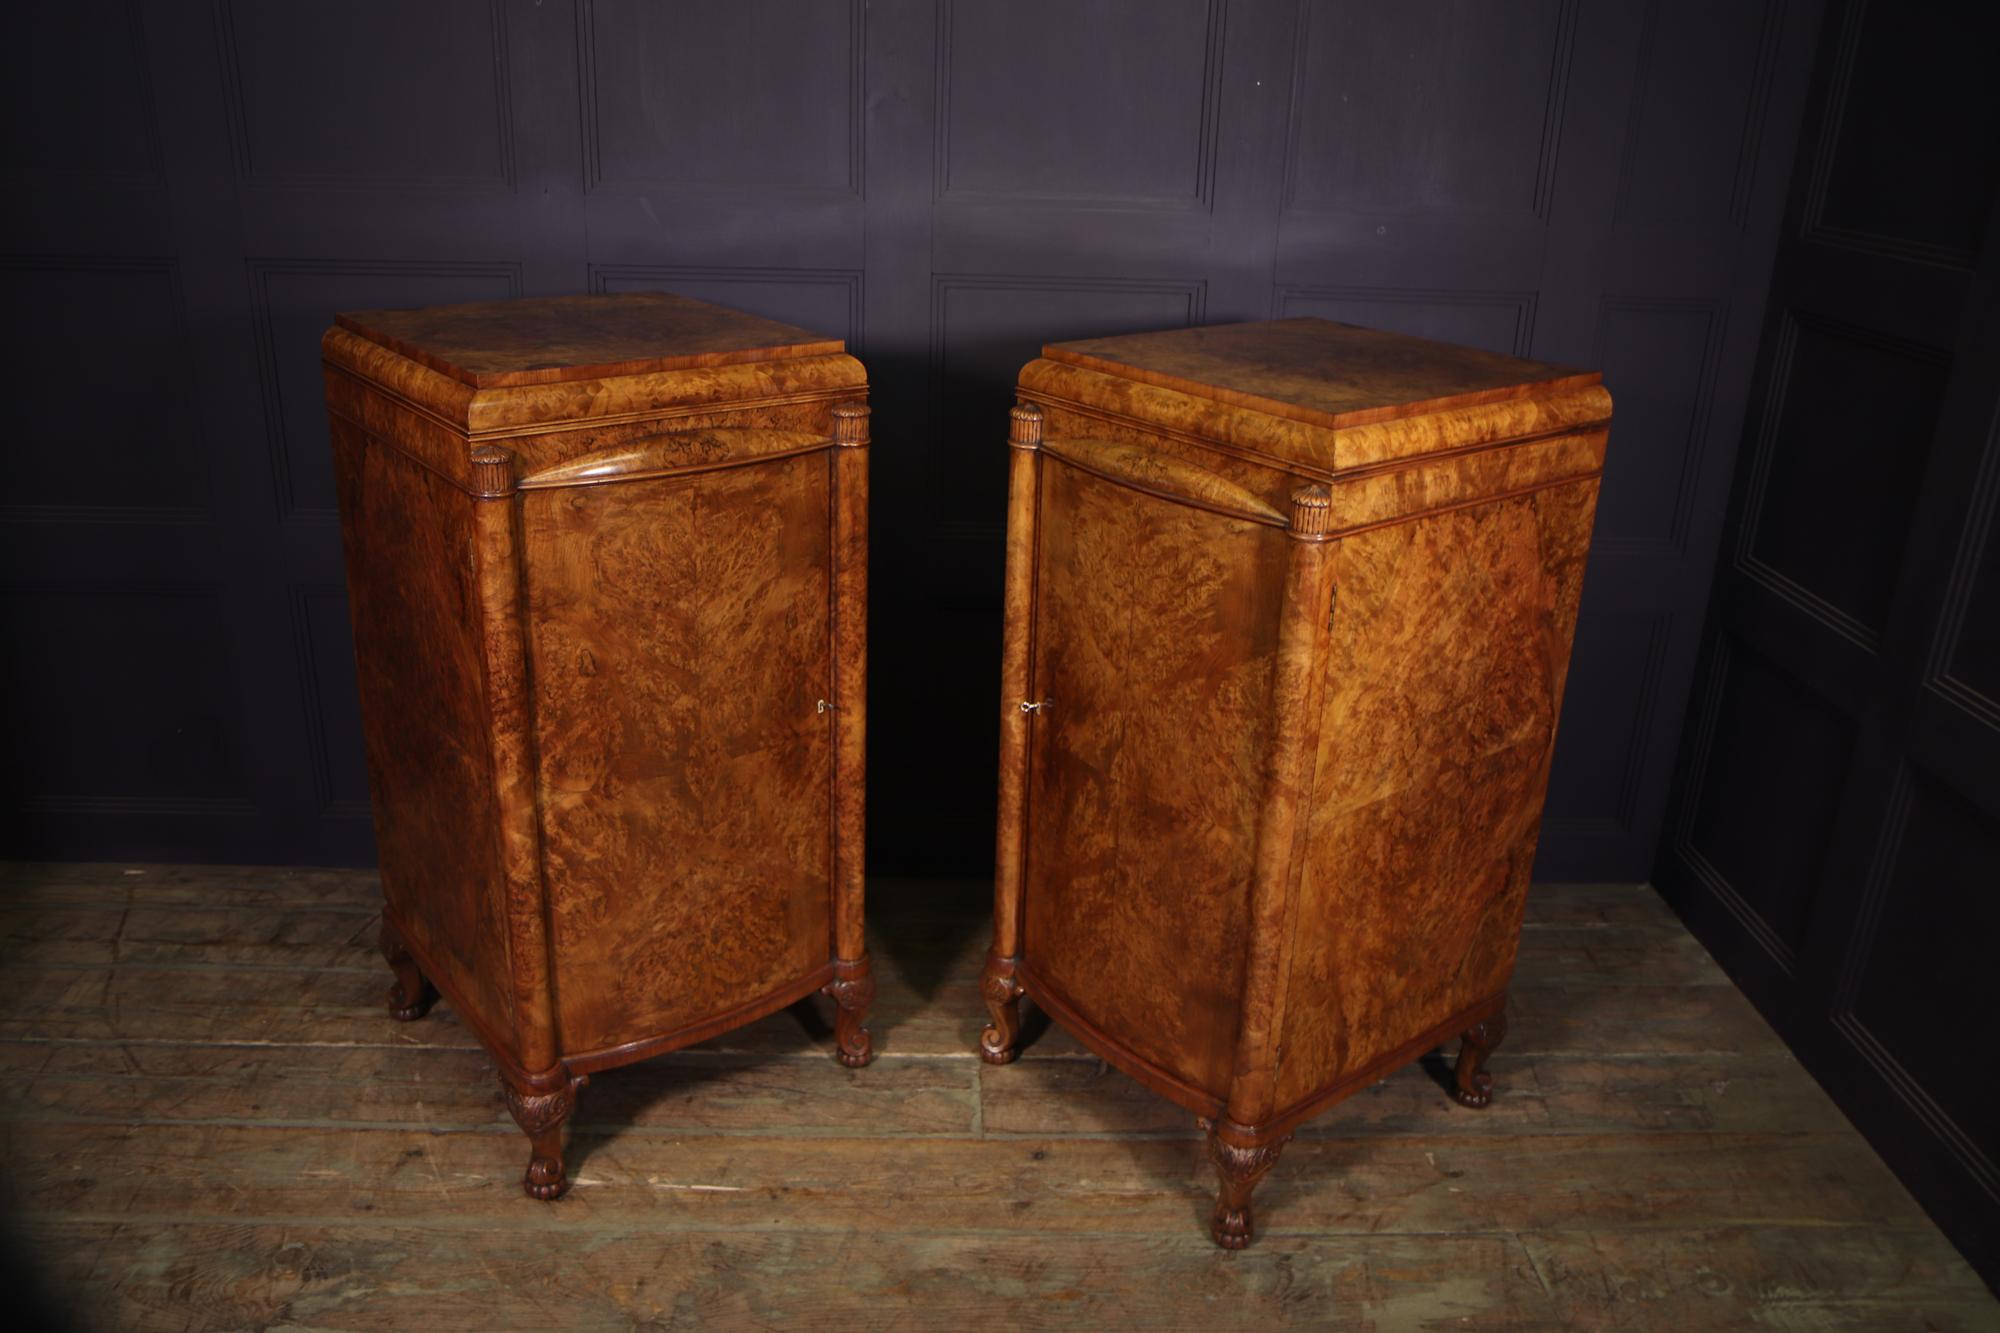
[
  {"x1": 1042, "y1": 318, "x2": 1599, "y2": 430},
  {"x1": 334, "y1": 292, "x2": 844, "y2": 388}
]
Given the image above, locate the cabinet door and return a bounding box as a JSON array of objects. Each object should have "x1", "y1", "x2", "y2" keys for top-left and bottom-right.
[
  {"x1": 523, "y1": 451, "x2": 834, "y2": 1055},
  {"x1": 1021, "y1": 457, "x2": 1288, "y2": 1100}
]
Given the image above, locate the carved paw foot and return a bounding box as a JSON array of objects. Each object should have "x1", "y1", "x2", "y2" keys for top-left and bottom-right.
[
  {"x1": 824, "y1": 957, "x2": 877, "y2": 1068},
  {"x1": 1452, "y1": 1002, "x2": 1508, "y2": 1110},
  {"x1": 379, "y1": 921, "x2": 434, "y2": 1022},
  {"x1": 524, "y1": 1151, "x2": 569, "y2": 1201},
  {"x1": 979, "y1": 1038, "x2": 1020, "y2": 1066},
  {"x1": 504, "y1": 1072, "x2": 585, "y2": 1202},
  {"x1": 1212, "y1": 1205, "x2": 1254, "y2": 1250},
  {"x1": 1451, "y1": 1071, "x2": 1494, "y2": 1109},
  {"x1": 979, "y1": 953, "x2": 1024, "y2": 1065}
]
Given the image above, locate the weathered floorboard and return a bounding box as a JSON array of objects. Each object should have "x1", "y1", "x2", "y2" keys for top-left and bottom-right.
[
  {"x1": 0, "y1": 1123, "x2": 1936, "y2": 1236},
  {"x1": 0, "y1": 865, "x2": 1989, "y2": 1331}
]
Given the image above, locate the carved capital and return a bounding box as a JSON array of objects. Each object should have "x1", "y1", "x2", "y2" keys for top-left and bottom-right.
[
  {"x1": 831, "y1": 401, "x2": 871, "y2": 447},
  {"x1": 980, "y1": 956, "x2": 1024, "y2": 1010},
  {"x1": 825, "y1": 958, "x2": 877, "y2": 1014},
  {"x1": 503, "y1": 1072, "x2": 586, "y2": 1136},
  {"x1": 1288, "y1": 483, "x2": 1333, "y2": 539},
  {"x1": 1206, "y1": 1132, "x2": 1289, "y2": 1188},
  {"x1": 1008, "y1": 403, "x2": 1044, "y2": 450},
  {"x1": 469, "y1": 444, "x2": 516, "y2": 498}
]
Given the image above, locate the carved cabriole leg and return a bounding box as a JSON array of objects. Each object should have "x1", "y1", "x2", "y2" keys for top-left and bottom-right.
[
  {"x1": 983, "y1": 406, "x2": 1043, "y2": 1064},
  {"x1": 504, "y1": 1071, "x2": 586, "y2": 1201},
  {"x1": 1203, "y1": 1120, "x2": 1291, "y2": 1251},
  {"x1": 823, "y1": 956, "x2": 877, "y2": 1067},
  {"x1": 1453, "y1": 999, "x2": 1509, "y2": 1109},
  {"x1": 978, "y1": 951, "x2": 1025, "y2": 1065},
  {"x1": 378, "y1": 919, "x2": 433, "y2": 1022}
]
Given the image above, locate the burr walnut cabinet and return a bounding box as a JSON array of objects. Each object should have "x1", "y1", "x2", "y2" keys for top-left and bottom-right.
[
  {"x1": 323, "y1": 293, "x2": 874, "y2": 1200},
  {"x1": 979, "y1": 318, "x2": 1611, "y2": 1247}
]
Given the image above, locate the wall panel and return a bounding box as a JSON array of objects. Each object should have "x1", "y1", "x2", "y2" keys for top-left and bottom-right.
[
  {"x1": 578, "y1": 0, "x2": 861, "y2": 195},
  {"x1": 217, "y1": 0, "x2": 515, "y2": 189},
  {"x1": 0, "y1": 0, "x2": 1824, "y2": 884},
  {"x1": 1655, "y1": 0, "x2": 2000, "y2": 1285}
]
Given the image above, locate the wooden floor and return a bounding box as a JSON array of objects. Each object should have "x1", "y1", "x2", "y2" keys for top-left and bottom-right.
[{"x1": 0, "y1": 866, "x2": 1992, "y2": 1331}]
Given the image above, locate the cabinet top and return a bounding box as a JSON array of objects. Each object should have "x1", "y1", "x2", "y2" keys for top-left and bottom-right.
[
  {"x1": 333, "y1": 292, "x2": 845, "y2": 389},
  {"x1": 1042, "y1": 319, "x2": 1598, "y2": 430}
]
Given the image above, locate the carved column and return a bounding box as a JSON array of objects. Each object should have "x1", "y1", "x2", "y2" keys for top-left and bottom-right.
[
  {"x1": 1222, "y1": 486, "x2": 1335, "y2": 1128},
  {"x1": 468, "y1": 444, "x2": 560, "y2": 1077},
  {"x1": 471, "y1": 444, "x2": 578, "y2": 1195},
  {"x1": 1208, "y1": 485, "x2": 1335, "y2": 1247},
  {"x1": 982, "y1": 404, "x2": 1045, "y2": 1065},
  {"x1": 825, "y1": 402, "x2": 877, "y2": 1067}
]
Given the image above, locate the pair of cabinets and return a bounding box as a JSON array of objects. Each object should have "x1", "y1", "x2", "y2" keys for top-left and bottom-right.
[{"x1": 327, "y1": 295, "x2": 1607, "y2": 1246}]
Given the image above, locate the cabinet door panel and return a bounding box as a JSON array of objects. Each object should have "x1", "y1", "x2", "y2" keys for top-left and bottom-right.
[
  {"x1": 525, "y1": 452, "x2": 834, "y2": 1054},
  {"x1": 1022, "y1": 460, "x2": 1287, "y2": 1098},
  {"x1": 1277, "y1": 482, "x2": 1594, "y2": 1108},
  {"x1": 335, "y1": 427, "x2": 518, "y2": 1054}
]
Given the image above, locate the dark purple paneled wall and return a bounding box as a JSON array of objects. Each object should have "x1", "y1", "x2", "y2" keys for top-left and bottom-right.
[{"x1": 0, "y1": 1, "x2": 1822, "y2": 877}]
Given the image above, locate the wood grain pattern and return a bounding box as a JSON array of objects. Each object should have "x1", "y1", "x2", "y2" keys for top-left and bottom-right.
[
  {"x1": 468, "y1": 448, "x2": 562, "y2": 1081},
  {"x1": 322, "y1": 325, "x2": 867, "y2": 448},
  {"x1": 1, "y1": 867, "x2": 1992, "y2": 1330},
  {"x1": 514, "y1": 425, "x2": 831, "y2": 488},
  {"x1": 1020, "y1": 354, "x2": 1613, "y2": 478},
  {"x1": 32, "y1": 1221, "x2": 1996, "y2": 1333},
  {"x1": 992, "y1": 319, "x2": 1610, "y2": 1246},
  {"x1": 1039, "y1": 436, "x2": 1288, "y2": 526},
  {"x1": 335, "y1": 291, "x2": 842, "y2": 387},
  {"x1": 829, "y1": 404, "x2": 870, "y2": 971},
  {"x1": 522, "y1": 454, "x2": 834, "y2": 1057},
  {"x1": 330, "y1": 422, "x2": 518, "y2": 1061},
  {"x1": 1275, "y1": 480, "x2": 1600, "y2": 1117},
  {"x1": 1222, "y1": 487, "x2": 1337, "y2": 1137},
  {"x1": 982, "y1": 407, "x2": 1046, "y2": 1068},
  {"x1": 325, "y1": 296, "x2": 870, "y2": 1199},
  {"x1": 1022, "y1": 457, "x2": 1290, "y2": 1103},
  {"x1": 1043, "y1": 318, "x2": 1600, "y2": 431}
]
